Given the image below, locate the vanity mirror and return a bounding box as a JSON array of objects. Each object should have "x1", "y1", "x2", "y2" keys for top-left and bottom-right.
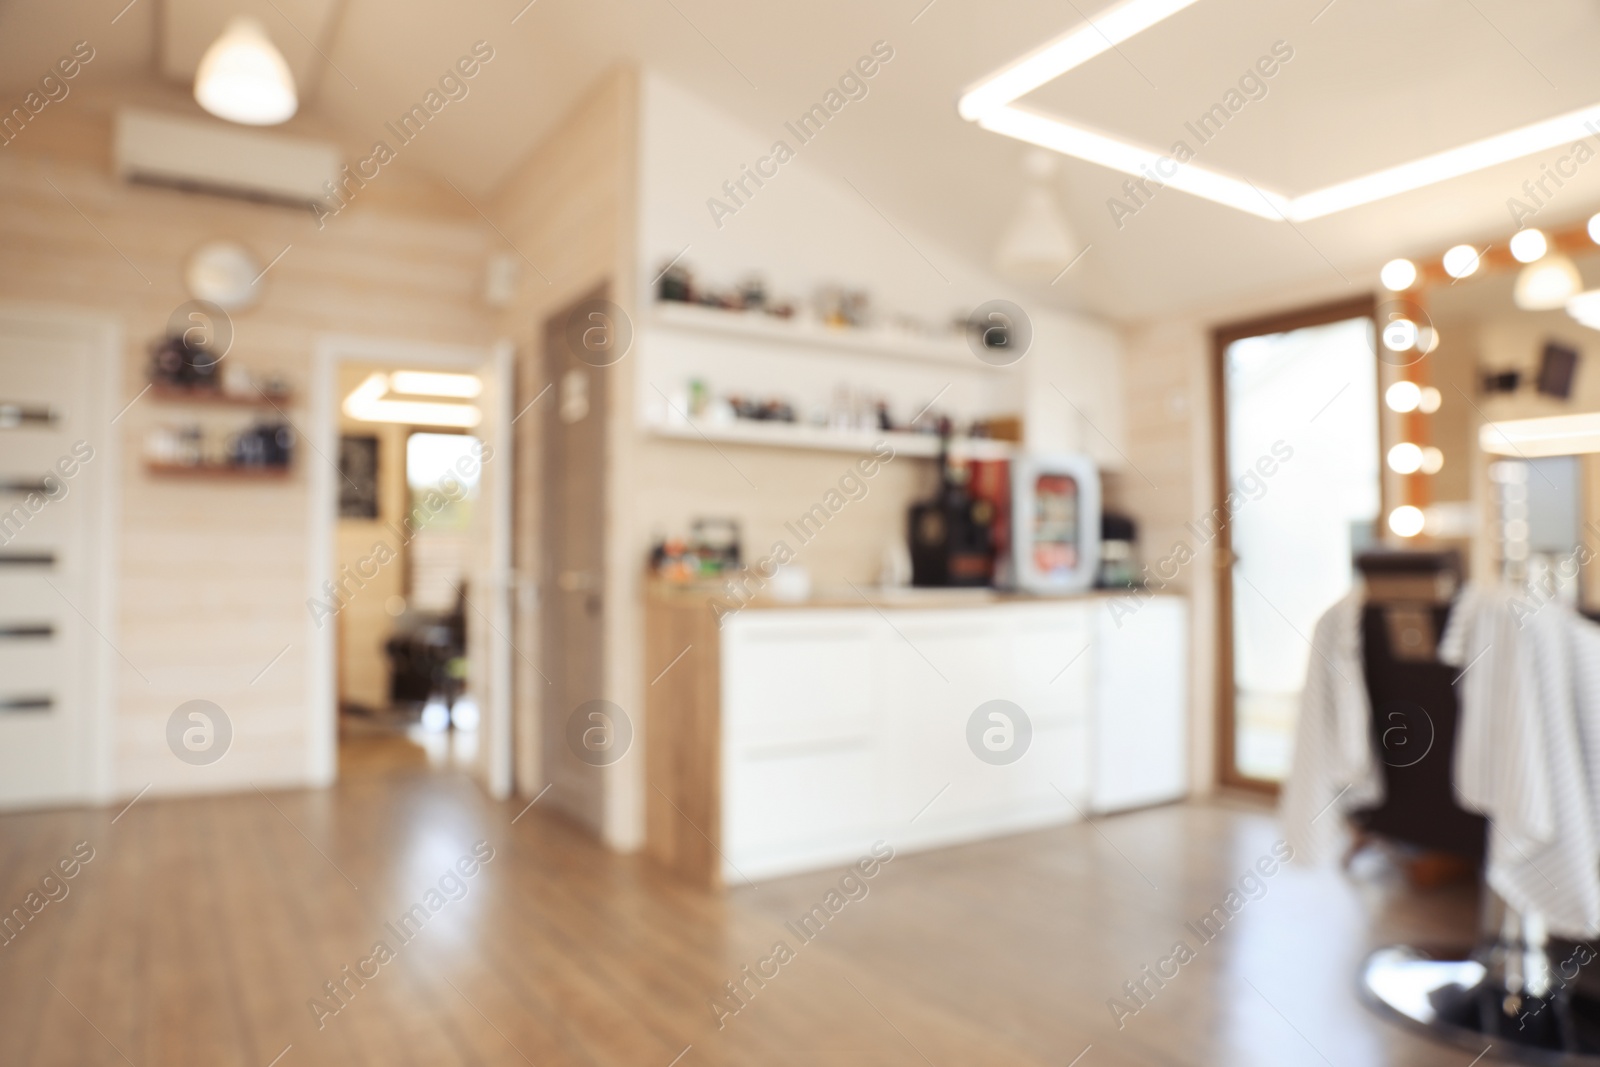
[{"x1": 1381, "y1": 222, "x2": 1600, "y2": 613}]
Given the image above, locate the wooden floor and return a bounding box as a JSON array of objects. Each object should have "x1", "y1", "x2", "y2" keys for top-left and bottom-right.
[{"x1": 0, "y1": 736, "x2": 1485, "y2": 1066}]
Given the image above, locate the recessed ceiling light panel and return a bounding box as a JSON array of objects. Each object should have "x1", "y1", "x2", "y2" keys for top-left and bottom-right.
[
  {"x1": 957, "y1": 0, "x2": 1205, "y2": 121},
  {"x1": 961, "y1": 6, "x2": 1600, "y2": 222}
]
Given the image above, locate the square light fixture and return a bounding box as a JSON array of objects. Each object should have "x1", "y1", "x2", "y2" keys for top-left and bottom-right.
[
  {"x1": 1480, "y1": 412, "x2": 1600, "y2": 457},
  {"x1": 343, "y1": 372, "x2": 482, "y2": 427},
  {"x1": 959, "y1": 0, "x2": 1600, "y2": 222}
]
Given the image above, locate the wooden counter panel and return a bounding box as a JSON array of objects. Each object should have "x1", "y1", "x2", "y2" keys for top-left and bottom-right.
[{"x1": 644, "y1": 597, "x2": 723, "y2": 888}]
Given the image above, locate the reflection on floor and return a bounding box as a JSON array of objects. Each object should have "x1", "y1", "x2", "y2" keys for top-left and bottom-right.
[
  {"x1": 1236, "y1": 688, "x2": 1297, "y2": 781},
  {"x1": 340, "y1": 711, "x2": 479, "y2": 777},
  {"x1": 0, "y1": 768, "x2": 1485, "y2": 1066}
]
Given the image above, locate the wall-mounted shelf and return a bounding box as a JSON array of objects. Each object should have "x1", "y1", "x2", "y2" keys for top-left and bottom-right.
[
  {"x1": 649, "y1": 301, "x2": 980, "y2": 368},
  {"x1": 147, "y1": 384, "x2": 293, "y2": 408},
  {"x1": 144, "y1": 461, "x2": 292, "y2": 479},
  {"x1": 647, "y1": 419, "x2": 1014, "y2": 460}
]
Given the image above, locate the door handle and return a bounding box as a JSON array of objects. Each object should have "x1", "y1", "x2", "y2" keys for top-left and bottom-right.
[
  {"x1": 557, "y1": 570, "x2": 598, "y2": 592},
  {"x1": 0, "y1": 479, "x2": 51, "y2": 494},
  {"x1": 0, "y1": 403, "x2": 56, "y2": 429}
]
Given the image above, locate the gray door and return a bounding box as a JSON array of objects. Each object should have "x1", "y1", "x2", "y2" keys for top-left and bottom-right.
[{"x1": 541, "y1": 292, "x2": 610, "y2": 826}]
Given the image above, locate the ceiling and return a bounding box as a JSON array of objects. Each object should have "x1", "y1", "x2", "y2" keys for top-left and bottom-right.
[{"x1": 6, "y1": 0, "x2": 1600, "y2": 323}]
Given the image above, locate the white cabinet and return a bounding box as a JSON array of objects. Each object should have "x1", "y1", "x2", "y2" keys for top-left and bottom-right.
[
  {"x1": 1092, "y1": 597, "x2": 1189, "y2": 813},
  {"x1": 714, "y1": 597, "x2": 1184, "y2": 881},
  {"x1": 720, "y1": 614, "x2": 885, "y2": 875}
]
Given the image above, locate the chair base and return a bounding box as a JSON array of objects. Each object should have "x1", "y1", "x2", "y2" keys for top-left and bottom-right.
[{"x1": 1361, "y1": 945, "x2": 1600, "y2": 1064}]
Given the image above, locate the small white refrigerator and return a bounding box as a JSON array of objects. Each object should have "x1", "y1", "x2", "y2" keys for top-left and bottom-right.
[{"x1": 1091, "y1": 595, "x2": 1189, "y2": 813}]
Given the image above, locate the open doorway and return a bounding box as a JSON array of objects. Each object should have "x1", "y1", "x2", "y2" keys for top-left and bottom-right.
[
  {"x1": 334, "y1": 401, "x2": 484, "y2": 775},
  {"x1": 1213, "y1": 299, "x2": 1381, "y2": 790},
  {"x1": 309, "y1": 338, "x2": 512, "y2": 794}
]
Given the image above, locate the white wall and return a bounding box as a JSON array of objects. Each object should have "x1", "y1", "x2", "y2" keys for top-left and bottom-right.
[
  {"x1": 613, "y1": 71, "x2": 1129, "y2": 848},
  {"x1": 0, "y1": 83, "x2": 498, "y2": 802},
  {"x1": 635, "y1": 71, "x2": 1124, "y2": 463},
  {"x1": 1116, "y1": 275, "x2": 1374, "y2": 795}
]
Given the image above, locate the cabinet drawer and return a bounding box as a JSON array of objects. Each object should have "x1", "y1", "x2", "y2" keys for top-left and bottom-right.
[
  {"x1": 721, "y1": 615, "x2": 878, "y2": 749},
  {"x1": 723, "y1": 741, "x2": 879, "y2": 860}
]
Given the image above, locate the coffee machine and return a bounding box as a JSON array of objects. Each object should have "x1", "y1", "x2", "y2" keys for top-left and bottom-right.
[{"x1": 908, "y1": 442, "x2": 995, "y2": 587}]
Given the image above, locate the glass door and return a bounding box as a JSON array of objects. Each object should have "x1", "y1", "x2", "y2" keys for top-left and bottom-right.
[{"x1": 1215, "y1": 302, "x2": 1381, "y2": 788}]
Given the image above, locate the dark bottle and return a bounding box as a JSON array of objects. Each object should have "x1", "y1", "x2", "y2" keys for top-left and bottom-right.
[{"x1": 908, "y1": 436, "x2": 995, "y2": 587}]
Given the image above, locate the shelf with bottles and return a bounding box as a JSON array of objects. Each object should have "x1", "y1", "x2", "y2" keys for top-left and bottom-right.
[
  {"x1": 644, "y1": 374, "x2": 1018, "y2": 459},
  {"x1": 143, "y1": 421, "x2": 295, "y2": 480},
  {"x1": 648, "y1": 299, "x2": 981, "y2": 367},
  {"x1": 147, "y1": 382, "x2": 293, "y2": 408},
  {"x1": 648, "y1": 263, "x2": 993, "y2": 368},
  {"x1": 144, "y1": 461, "x2": 292, "y2": 479},
  {"x1": 646, "y1": 418, "x2": 1014, "y2": 460},
  {"x1": 146, "y1": 328, "x2": 293, "y2": 407}
]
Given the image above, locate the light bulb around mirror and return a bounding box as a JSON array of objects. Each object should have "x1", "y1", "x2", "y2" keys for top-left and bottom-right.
[
  {"x1": 1389, "y1": 506, "x2": 1426, "y2": 538},
  {"x1": 1388, "y1": 442, "x2": 1424, "y2": 475},
  {"x1": 1382, "y1": 318, "x2": 1418, "y2": 352},
  {"x1": 1418, "y1": 386, "x2": 1442, "y2": 414},
  {"x1": 1510, "y1": 228, "x2": 1548, "y2": 263},
  {"x1": 1380, "y1": 258, "x2": 1418, "y2": 291},
  {"x1": 1386, "y1": 381, "x2": 1422, "y2": 413},
  {"x1": 1442, "y1": 245, "x2": 1481, "y2": 279},
  {"x1": 1420, "y1": 447, "x2": 1444, "y2": 475}
]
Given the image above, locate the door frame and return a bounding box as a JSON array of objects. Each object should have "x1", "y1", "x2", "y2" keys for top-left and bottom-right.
[
  {"x1": 0, "y1": 304, "x2": 121, "y2": 808},
  {"x1": 307, "y1": 334, "x2": 513, "y2": 795},
  {"x1": 1210, "y1": 295, "x2": 1378, "y2": 794}
]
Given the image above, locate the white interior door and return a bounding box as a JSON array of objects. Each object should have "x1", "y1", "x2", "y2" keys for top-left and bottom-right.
[{"x1": 0, "y1": 311, "x2": 114, "y2": 809}]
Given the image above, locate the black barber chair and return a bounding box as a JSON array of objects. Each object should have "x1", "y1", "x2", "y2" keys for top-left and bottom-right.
[
  {"x1": 1349, "y1": 550, "x2": 1487, "y2": 863},
  {"x1": 1353, "y1": 551, "x2": 1600, "y2": 1063}
]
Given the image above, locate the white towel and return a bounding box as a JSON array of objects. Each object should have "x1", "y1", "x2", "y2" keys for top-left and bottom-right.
[
  {"x1": 1440, "y1": 585, "x2": 1600, "y2": 939},
  {"x1": 1280, "y1": 591, "x2": 1384, "y2": 864}
]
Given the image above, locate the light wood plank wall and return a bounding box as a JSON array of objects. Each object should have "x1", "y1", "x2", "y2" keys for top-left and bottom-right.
[
  {"x1": 1114, "y1": 320, "x2": 1218, "y2": 796},
  {"x1": 0, "y1": 80, "x2": 497, "y2": 799},
  {"x1": 485, "y1": 67, "x2": 639, "y2": 841}
]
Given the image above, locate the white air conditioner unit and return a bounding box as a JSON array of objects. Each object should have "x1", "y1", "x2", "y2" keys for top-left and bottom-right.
[{"x1": 113, "y1": 108, "x2": 340, "y2": 208}]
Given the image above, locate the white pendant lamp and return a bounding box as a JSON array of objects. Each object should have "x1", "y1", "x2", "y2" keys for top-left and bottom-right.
[
  {"x1": 194, "y1": 17, "x2": 297, "y2": 126},
  {"x1": 1513, "y1": 252, "x2": 1582, "y2": 310},
  {"x1": 996, "y1": 150, "x2": 1081, "y2": 280}
]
